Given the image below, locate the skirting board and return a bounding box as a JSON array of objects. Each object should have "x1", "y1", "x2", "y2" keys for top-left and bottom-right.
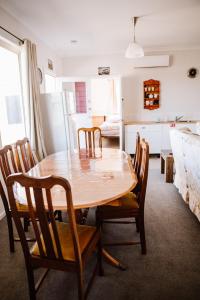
[
  {"x1": 0, "y1": 208, "x2": 5, "y2": 220},
  {"x1": 133, "y1": 55, "x2": 170, "y2": 68}
]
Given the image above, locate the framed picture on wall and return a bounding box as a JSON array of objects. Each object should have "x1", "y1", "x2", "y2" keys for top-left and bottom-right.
[
  {"x1": 48, "y1": 59, "x2": 53, "y2": 70},
  {"x1": 98, "y1": 67, "x2": 110, "y2": 75}
]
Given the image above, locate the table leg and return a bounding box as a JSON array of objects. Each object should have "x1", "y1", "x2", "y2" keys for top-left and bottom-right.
[{"x1": 102, "y1": 249, "x2": 127, "y2": 270}]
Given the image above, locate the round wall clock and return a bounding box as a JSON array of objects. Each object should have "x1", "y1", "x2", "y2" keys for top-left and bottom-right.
[{"x1": 187, "y1": 68, "x2": 198, "y2": 78}]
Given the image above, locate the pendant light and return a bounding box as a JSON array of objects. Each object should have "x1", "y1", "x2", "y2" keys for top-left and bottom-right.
[{"x1": 125, "y1": 17, "x2": 144, "y2": 58}]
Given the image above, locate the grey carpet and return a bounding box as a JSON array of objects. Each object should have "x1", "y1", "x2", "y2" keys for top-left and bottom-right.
[{"x1": 0, "y1": 159, "x2": 200, "y2": 300}]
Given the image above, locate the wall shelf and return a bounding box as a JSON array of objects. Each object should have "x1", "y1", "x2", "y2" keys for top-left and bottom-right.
[{"x1": 144, "y1": 79, "x2": 160, "y2": 110}]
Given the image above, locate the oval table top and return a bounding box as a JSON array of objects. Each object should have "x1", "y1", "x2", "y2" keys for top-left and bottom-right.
[{"x1": 18, "y1": 148, "x2": 137, "y2": 210}]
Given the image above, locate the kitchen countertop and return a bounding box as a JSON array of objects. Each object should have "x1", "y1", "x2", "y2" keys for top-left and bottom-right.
[{"x1": 124, "y1": 120, "x2": 199, "y2": 125}]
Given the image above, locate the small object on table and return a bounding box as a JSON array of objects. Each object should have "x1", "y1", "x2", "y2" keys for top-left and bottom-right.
[{"x1": 160, "y1": 149, "x2": 174, "y2": 183}]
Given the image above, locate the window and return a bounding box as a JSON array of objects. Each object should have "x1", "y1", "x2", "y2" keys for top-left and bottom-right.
[
  {"x1": 0, "y1": 45, "x2": 25, "y2": 145},
  {"x1": 45, "y1": 74, "x2": 56, "y2": 93}
]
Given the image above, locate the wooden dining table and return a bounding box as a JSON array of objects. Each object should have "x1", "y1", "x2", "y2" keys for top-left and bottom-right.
[{"x1": 17, "y1": 148, "x2": 137, "y2": 269}]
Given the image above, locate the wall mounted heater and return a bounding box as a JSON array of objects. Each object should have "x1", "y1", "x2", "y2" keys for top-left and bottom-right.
[{"x1": 133, "y1": 55, "x2": 170, "y2": 68}]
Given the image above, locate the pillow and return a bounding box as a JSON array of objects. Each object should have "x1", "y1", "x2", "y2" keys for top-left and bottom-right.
[
  {"x1": 196, "y1": 122, "x2": 200, "y2": 135},
  {"x1": 106, "y1": 115, "x2": 121, "y2": 123}
]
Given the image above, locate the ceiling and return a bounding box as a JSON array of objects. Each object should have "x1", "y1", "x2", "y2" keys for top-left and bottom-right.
[{"x1": 0, "y1": 0, "x2": 200, "y2": 57}]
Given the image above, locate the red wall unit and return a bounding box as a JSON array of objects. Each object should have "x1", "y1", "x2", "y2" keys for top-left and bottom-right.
[{"x1": 144, "y1": 79, "x2": 160, "y2": 110}]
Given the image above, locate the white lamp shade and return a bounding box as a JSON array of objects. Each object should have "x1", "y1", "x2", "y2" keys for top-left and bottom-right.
[{"x1": 125, "y1": 42, "x2": 144, "y2": 58}]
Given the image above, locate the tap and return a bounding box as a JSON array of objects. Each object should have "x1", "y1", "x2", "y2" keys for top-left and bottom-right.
[{"x1": 175, "y1": 115, "x2": 184, "y2": 122}]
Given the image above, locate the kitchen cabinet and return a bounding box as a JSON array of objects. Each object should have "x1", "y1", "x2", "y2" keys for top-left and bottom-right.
[
  {"x1": 125, "y1": 122, "x2": 197, "y2": 154},
  {"x1": 125, "y1": 124, "x2": 161, "y2": 154}
]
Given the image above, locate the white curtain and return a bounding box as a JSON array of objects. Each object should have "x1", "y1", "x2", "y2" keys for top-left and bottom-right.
[
  {"x1": 20, "y1": 39, "x2": 47, "y2": 160},
  {"x1": 91, "y1": 79, "x2": 119, "y2": 116}
]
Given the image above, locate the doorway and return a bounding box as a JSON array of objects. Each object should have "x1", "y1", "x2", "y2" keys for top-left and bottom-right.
[
  {"x1": 61, "y1": 76, "x2": 122, "y2": 151},
  {"x1": 90, "y1": 77, "x2": 121, "y2": 149},
  {"x1": 62, "y1": 79, "x2": 92, "y2": 151}
]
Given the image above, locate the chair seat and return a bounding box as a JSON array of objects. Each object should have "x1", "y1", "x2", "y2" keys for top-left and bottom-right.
[
  {"x1": 16, "y1": 201, "x2": 29, "y2": 212},
  {"x1": 105, "y1": 192, "x2": 139, "y2": 209},
  {"x1": 31, "y1": 222, "x2": 97, "y2": 261}
]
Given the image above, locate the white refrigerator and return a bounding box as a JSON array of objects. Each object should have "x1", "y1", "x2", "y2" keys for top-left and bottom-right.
[
  {"x1": 40, "y1": 92, "x2": 71, "y2": 155},
  {"x1": 40, "y1": 92, "x2": 92, "y2": 155}
]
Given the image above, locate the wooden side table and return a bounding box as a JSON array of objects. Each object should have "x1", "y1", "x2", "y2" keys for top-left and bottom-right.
[{"x1": 160, "y1": 149, "x2": 174, "y2": 183}]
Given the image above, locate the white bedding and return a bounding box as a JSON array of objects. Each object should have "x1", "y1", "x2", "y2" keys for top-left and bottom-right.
[{"x1": 100, "y1": 121, "x2": 120, "y2": 137}]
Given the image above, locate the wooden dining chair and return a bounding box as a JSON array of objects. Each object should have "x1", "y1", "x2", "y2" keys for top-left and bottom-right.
[
  {"x1": 133, "y1": 132, "x2": 141, "y2": 176},
  {"x1": 96, "y1": 140, "x2": 149, "y2": 254},
  {"x1": 0, "y1": 145, "x2": 31, "y2": 252},
  {"x1": 77, "y1": 127, "x2": 102, "y2": 224},
  {"x1": 77, "y1": 127, "x2": 102, "y2": 158},
  {"x1": 15, "y1": 137, "x2": 62, "y2": 222},
  {"x1": 15, "y1": 137, "x2": 36, "y2": 173},
  {"x1": 6, "y1": 173, "x2": 103, "y2": 300},
  {"x1": 131, "y1": 133, "x2": 143, "y2": 199}
]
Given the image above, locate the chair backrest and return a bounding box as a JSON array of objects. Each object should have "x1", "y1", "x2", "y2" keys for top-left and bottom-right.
[
  {"x1": 0, "y1": 145, "x2": 19, "y2": 216},
  {"x1": 137, "y1": 140, "x2": 149, "y2": 211},
  {"x1": 133, "y1": 132, "x2": 141, "y2": 176},
  {"x1": 15, "y1": 138, "x2": 36, "y2": 172},
  {"x1": 0, "y1": 145, "x2": 18, "y2": 181},
  {"x1": 6, "y1": 174, "x2": 82, "y2": 264},
  {"x1": 77, "y1": 127, "x2": 102, "y2": 157}
]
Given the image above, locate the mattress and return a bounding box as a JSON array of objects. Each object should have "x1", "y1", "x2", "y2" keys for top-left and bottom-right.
[{"x1": 100, "y1": 121, "x2": 120, "y2": 137}]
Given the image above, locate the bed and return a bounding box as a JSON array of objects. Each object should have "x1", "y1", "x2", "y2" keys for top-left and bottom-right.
[{"x1": 99, "y1": 115, "x2": 121, "y2": 137}]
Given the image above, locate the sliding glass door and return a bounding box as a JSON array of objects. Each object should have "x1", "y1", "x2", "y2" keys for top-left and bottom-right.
[{"x1": 0, "y1": 45, "x2": 25, "y2": 146}]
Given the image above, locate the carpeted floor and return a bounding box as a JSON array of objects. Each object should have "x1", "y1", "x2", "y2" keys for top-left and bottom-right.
[{"x1": 0, "y1": 158, "x2": 200, "y2": 300}]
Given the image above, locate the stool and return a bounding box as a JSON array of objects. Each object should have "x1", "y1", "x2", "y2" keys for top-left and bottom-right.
[{"x1": 160, "y1": 149, "x2": 174, "y2": 183}]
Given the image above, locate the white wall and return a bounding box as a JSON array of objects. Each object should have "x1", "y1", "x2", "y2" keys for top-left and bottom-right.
[
  {"x1": 0, "y1": 7, "x2": 63, "y2": 93},
  {"x1": 62, "y1": 50, "x2": 200, "y2": 122}
]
